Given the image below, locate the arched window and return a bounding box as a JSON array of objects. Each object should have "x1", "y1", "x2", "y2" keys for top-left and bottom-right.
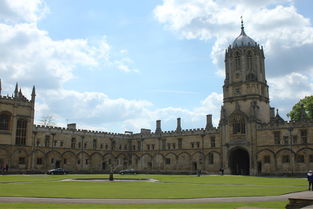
[
  {"x1": 16, "y1": 119, "x2": 27, "y2": 145},
  {"x1": 234, "y1": 52, "x2": 241, "y2": 71},
  {"x1": 247, "y1": 51, "x2": 253, "y2": 71},
  {"x1": 232, "y1": 115, "x2": 245, "y2": 134},
  {"x1": 0, "y1": 112, "x2": 11, "y2": 131}
]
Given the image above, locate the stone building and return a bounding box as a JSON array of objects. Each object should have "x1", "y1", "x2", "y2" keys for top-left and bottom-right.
[{"x1": 0, "y1": 21, "x2": 312, "y2": 175}]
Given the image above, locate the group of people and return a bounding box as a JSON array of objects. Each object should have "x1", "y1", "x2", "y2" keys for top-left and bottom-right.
[{"x1": 0, "y1": 164, "x2": 8, "y2": 174}]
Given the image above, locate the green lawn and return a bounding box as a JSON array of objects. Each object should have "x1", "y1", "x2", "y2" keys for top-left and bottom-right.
[
  {"x1": 0, "y1": 201, "x2": 288, "y2": 209},
  {"x1": 0, "y1": 174, "x2": 306, "y2": 199},
  {"x1": 0, "y1": 174, "x2": 307, "y2": 209}
]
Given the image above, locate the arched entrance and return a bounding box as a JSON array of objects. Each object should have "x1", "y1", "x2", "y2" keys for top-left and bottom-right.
[{"x1": 229, "y1": 148, "x2": 250, "y2": 175}]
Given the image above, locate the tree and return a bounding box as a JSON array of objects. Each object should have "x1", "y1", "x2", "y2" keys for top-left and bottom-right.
[
  {"x1": 40, "y1": 115, "x2": 56, "y2": 126},
  {"x1": 288, "y1": 96, "x2": 313, "y2": 121}
]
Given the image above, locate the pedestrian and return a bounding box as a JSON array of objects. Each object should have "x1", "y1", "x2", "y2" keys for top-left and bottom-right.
[
  {"x1": 307, "y1": 170, "x2": 313, "y2": 191},
  {"x1": 219, "y1": 168, "x2": 224, "y2": 176},
  {"x1": 5, "y1": 164, "x2": 8, "y2": 174}
]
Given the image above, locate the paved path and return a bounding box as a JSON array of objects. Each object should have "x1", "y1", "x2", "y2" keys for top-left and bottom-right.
[{"x1": 0, "y1": 191, "x2": 311, "y2": 204}]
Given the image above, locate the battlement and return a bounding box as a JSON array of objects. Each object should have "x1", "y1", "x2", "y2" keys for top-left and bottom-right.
[{"x1": 257, "y1": 119, "x2": 313, "y2": 130}]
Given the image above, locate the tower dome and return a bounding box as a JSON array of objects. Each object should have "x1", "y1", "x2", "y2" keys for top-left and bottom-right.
[{"x1": 232, "y1": 19, "x2": 256, "y2": 47}]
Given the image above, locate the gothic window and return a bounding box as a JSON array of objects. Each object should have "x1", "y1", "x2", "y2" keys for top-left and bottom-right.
[
  {"x1": 208, "y1": 153, "x2": 214, "y2": 164},
  {"x1": 283, "y1": 136, "x2": 289, "y2": 145},
  {"x1": 246, "y1": 73, "x2": 257, "y2": 81},
  {"x1": 71, "y1": 138, "x2": 76, "y2": 149},
  {"x1": 178, "y1": 138, "x2": 182, "y2": 149},
  {"x1": 172, "y1": 143, "x2": 176, "y2": 149},
  {"x1": 232, "y1": 115, "x2": 245, "y2": 134},
  {"x1": 234, "y1": 51, "x2": 241, "y2": 71},
  {"x1": 64, "y1": 159, "x2": 67, "y2": 164},
  {"x1": 274, "y1": 131, "x2": 280, "y2": 145},
  {"x1": 16, "y1": 119, "x2": 27, "y2": 145},
  {"x1": 147, "y1": 144, "x2": 150, "y2": 150},
  {"x1": 36, "y1": 158, "x2": 42, "y2": 165},
  {"x1": 93, "y1": 139, "x2": 97, "y2": 150},
  {"x1": 292, "y1": 135, "x2": 298, "y2": 144},
  {"x1": 264, "y1": 155, "x2": 270, "y2": 164},
  {"x1": 18, "y1": 157, "x2": 26, "y2": 165},
  {"x1": 45, "y1": 135, "x2": 50, "y2": 147},
  {"x1": 165, "y1": 158, "x2": 171, "y2": 165},
  {"x1": 0, "y1": 112, "x2": 11, "y2": 131},
  {"x1": 282, "y1": 155, "x2": 290, "y2": 163},
  {"x1": 300, "y1": 129, "x2": 308, "y2": 144},
  {"x1": 152, "y1": 144, "x2": 155, "y2": 150},
  {"x1": 191, "y1": 142, "x2": 194, "y2": 148},
  {"x1": 60, "y1": 141, "x2": 63, "y2": 147},
  {"x1": 210, "y1": 136, "x2": 216, "y2": 148},
  {"x1": 84, "y1": 143, "x2": 87, "y2": 149},
  {"x1": 247, "y1": 51, "x2": 253, "y2": 71},
  {"x1": 296, "y1": 155, "x2": 304, "y2": 163},
  {"x1": 167, "y1": 143, "x2": 171, "y2": 150},
  {"x1": 196, "y1": 142, "x2": 200, "y2": 148}
]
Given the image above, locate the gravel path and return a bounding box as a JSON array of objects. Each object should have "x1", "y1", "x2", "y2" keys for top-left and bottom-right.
[{"x1": 0, "y1": 191, "x2": 311, "y2": 204}]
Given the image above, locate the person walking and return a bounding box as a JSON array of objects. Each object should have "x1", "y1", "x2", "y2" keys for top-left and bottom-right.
[{"x1": 307, "y1": 170, "x2": 313, "y2": 191}]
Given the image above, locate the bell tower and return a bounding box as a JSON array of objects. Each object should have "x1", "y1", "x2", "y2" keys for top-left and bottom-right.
[{"x1": 222, "y1": 19, "x2": 270, "y2": 123}]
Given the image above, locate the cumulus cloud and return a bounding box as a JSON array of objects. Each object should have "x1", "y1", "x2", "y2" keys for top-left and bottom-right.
[{"x1": 154, "y1": 0, "x2": 313, "y2": 114}]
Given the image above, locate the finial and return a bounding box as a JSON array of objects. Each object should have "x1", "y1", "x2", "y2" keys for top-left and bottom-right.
[
  {"x1": 14, "y1": 83, "x2": 18, "y2": 97},
  {"x1": 0, "y1": 79, "x2": 2, "y2": 96},
  {"x1": 31, "y1": 85, "x2": 36, "y2": 103},
  {"x1": 241, "y1": 16, "x2": 244, "y2": 30}
]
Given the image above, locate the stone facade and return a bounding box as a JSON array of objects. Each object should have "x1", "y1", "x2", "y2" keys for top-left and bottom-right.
[{"x1": 0, "y1": 23, "x2": 312, "y2": 175}]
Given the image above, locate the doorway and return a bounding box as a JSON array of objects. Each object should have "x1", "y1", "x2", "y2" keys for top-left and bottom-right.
[{"x1": 229, "y1": 148, "x2": 250, "y2": 175}]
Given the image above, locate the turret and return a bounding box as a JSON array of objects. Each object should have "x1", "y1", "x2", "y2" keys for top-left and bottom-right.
[
  {"x1": 155, "y1": 120, "x2": 162, "y2": 134},
  {"x1": 31, "y1": 86, "x2": 36, "y2": 103}
]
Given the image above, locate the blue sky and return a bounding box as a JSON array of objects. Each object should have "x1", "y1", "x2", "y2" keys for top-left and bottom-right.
[{"x1": 1, "y1": 0, "x2": 313, "y2": 133}]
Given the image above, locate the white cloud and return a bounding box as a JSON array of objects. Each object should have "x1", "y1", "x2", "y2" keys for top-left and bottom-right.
[{"x1": 154, "y1": 0, "x2": 313, "y2": 115}]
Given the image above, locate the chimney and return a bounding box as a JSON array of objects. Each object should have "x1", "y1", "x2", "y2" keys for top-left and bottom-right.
[
  {"x1": 67, "y1": 123, "x2": 77, "y2": 130},
  {"x1": 155, "y1": 120, "x2": 162, "y2": 134},
  {"x1": 205, "y1": 114, "x2": 213, "y2": 130},
  {"x1": 176, "y1": 118, "x2": 182, "y2": 132}
]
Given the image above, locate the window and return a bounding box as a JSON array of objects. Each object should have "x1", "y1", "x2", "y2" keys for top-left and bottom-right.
[
  {"x1": 77, "y1": 160, "x2": 80, "y2": 165},
  {"x1": 64, "y1": 159, "x2": 67, "y2": 164},
  {"x1": 71, "y1": 138, "x2": 76, "y2": 149},
  {"x1": 165, "y1": 158, "x2": 171, "y2": 165},
  {"x1": 119, "y1": 145, "x2": 122, "y2": 150},
  {"x1": 274, "y1": 131, "x2": 280, "y2": 145},
  {"x1": 100, "y1": 144, "x2": 103, "y2": 149},
  {"x1": 234, "y1": 51, "x2": 241, "y2": 71},
  {"x1": 78, "y1": 142, "x2": 81, "y2": 148},
  {"x1": 60, "y1": 141, "x2": 63, "y2": 147},
  {"x1": 232, "y1": 115, "x2": 245, "y2": 134},
  {"x1": 93, "y1": 139, "x2": 97, "y2": 150},
  {"x1": 301, "y1": 129, "x2": 308, "y2": 144},
  {"x1": 152, "y1": 144, "x2": 155, "y2": 150},
  {"x1": 296, "y1": 155, "x2": 304, "y2": 163},
  {"x1": 247, "y1": 51, "x2": 253, "y2": 71},
  {"x1": 36, "y1": 158, "x2": 42, "y2": 165},
  {"x1": 0, "y1": 112, "x2": 11, "y2": 131},
  {"x1": 36, "y1": 139, "x2": 40, "y2": 147},
  {"x1": 16, "y1": 119, "x2": 27, "y2": 145},
  {"x1": 172, "y1": 143, "x2": 176, "y2": 149},
  {"x1": 264, "y1": 155, "x2": 270, "y2": 164},
  {"x1": 310, "y1": 155, "x2": 313, "y2": 163},
  {"x1": 53, "y1": 140, "x2": 57, "y2": 147},
  {"x1": 45, "y1": 135, "x2": 50, "y2": 147},
  {"x1": 84, "y1": 143, "x2": 87, "y2": 149},
  {"x1": 124, "y1": 145, "x2": 127, "y2": 150},
  {"x1": 208, "y1": 153, "x2": 214, "y2": 164},
  {"x1": 18, "y1": 157, "x2": 25, "y2": 165},
  {"x1": 167, "y1": 143, "x2": 171, "y2": 150},
  {"x1": 147, "y1": 162, "x2": 152, "y2": 168},
  {"x1": 210, "y1": 136, "x2": 216, "y2": 148},
  {"x1": 178, "y1": 138, "x2": 182, "y2": 149},
  {"x1": 292, "y1": 135, "x2": 298, "y2": 144},
  {"x1": 196, "y1": 142, "x2": 200, "y2": 148},
  {"x1": 51, "y1": 158, "x2": 54, "y2": 164},
  {"x1": 283, "y1": 136, "x2": 289, "y2": 145},
  {"x1": 147, "y1": 145, "x2": 150, "y2": 150},
  {"x1": 191, "y1": 142, "x2": 194, "y2": 149},
  {"x1": 105, "y1": 144, "x2": 108, "y2": 150},
  {"x1": 133, "y1": 145, "x2": 136, "y2": 151},
  {"x1": 282, "y1": 155, "x2": 290, "y2": 163},
  {"x1": 85, "y1": 159, "x2": 89, "y2": 165}
]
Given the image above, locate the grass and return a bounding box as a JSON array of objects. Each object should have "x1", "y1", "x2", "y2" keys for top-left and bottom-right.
[
  {"x1": 0, "y1": 174, "x2": 307, "y2": 208},
  {"x1": 0, "y1": 174, "x2": 306, "y2": 199},
  {"x1": 0, "y1": 201, "x2": 288, "y2": 209}
]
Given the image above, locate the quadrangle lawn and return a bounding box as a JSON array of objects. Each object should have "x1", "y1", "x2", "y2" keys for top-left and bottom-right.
[{"x1": 0, "y1": 174, "x2": 307, "y2": 209}]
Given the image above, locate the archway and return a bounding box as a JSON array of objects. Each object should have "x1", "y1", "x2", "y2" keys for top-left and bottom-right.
[{"x1": 229, "y1": 148, "x2": 250, "y2": 175}]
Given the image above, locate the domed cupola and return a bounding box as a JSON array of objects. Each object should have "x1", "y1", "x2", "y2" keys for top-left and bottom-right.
[{"x1": 232, "y1": 19, "x2": 256, "y2": 47}]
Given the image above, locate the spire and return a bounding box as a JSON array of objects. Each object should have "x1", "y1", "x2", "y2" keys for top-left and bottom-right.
[
  {"x1": 31, "y1": 85, "x2": 36, "y2": 103},
  {"x1": 240, "y1": 16, "x2": 246, "y2": 36},
  {"x1": 14, "y1": 83, "x2": 18, "y2": 97},
  {"x1": 0, "y1": 79, "x2": 2, "y2": 96}
]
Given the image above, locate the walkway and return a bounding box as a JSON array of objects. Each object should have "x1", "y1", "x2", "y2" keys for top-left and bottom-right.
[{"x1": 0, "y1": 191, "x2": 311, "y2": 204}]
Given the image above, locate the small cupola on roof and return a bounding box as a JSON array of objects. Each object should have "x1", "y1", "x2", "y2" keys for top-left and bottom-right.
[{"x1": 232, "y1": 18, "x2": 256, "y2": 47}]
